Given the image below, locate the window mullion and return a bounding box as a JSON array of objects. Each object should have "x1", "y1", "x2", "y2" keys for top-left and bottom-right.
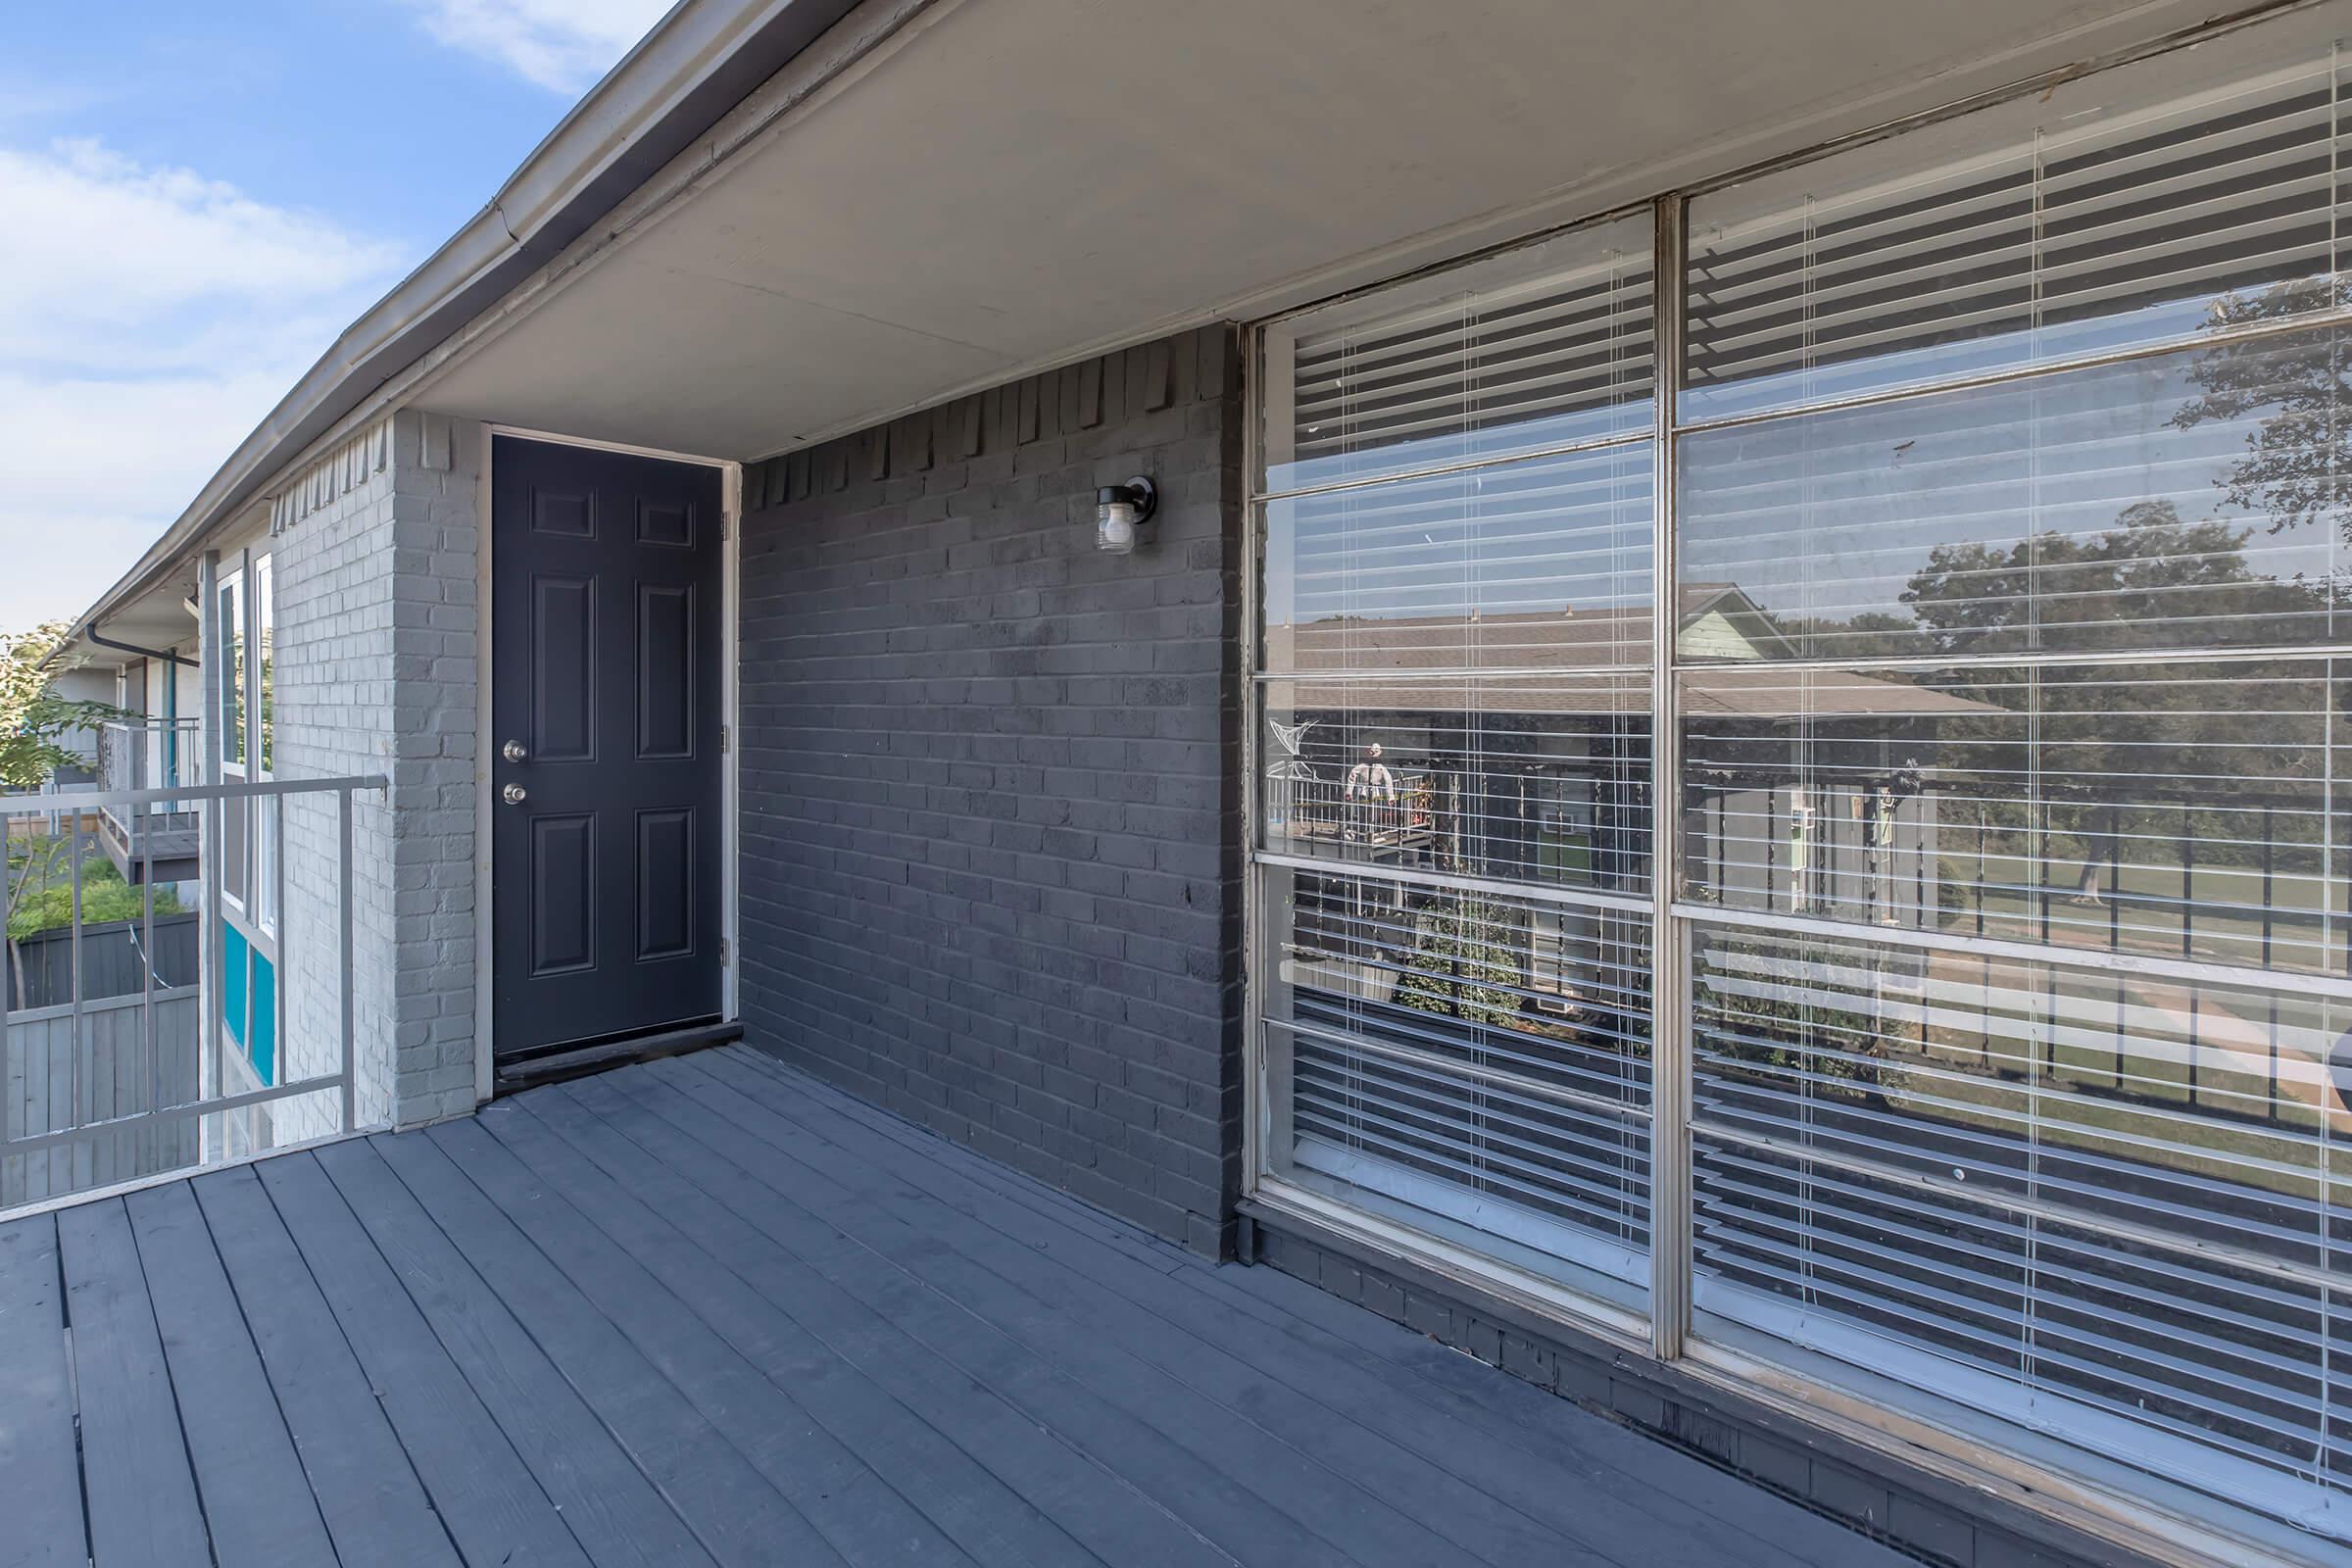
[{"x1": 1648, "y1": 192, "x2": 1692, "y2": 1359}]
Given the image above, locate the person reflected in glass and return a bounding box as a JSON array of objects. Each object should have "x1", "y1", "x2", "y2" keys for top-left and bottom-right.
[{"x1": 1345, "y1": 743, "x2": 1396, "y2": 848}]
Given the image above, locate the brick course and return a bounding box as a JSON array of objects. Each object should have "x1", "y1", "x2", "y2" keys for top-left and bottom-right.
[
  {"x1": 271, "y1": 410, "x2": 481, "y2": 1133},
  {"x1": 736, "y1": 325, "x2": 1246, "y2": 1254}
]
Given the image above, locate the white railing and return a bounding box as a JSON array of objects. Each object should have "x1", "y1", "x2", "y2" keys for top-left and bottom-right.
[
  {"x1": 96, "y1": 715, "x2": 205, "y2": 815},
  {"x1": 2, "y1": 772, "x2": 385, "y2": 1211}
]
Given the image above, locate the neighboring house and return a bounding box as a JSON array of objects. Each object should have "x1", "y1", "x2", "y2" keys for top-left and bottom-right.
[
  {"x1": 39, "y1": 667, "x2": 111, "y2": 785},
  {"x1": 34, "y1": 2, "x2": 2352, "y2": 1563},
  {"x1": 4, "y1": 665, "x2": 111, "y2": 841}
]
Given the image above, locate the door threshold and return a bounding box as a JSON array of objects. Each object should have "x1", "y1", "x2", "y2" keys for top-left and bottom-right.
[{"x1": 494, "y1": 1019, "x2": 744, "y2": 1095}]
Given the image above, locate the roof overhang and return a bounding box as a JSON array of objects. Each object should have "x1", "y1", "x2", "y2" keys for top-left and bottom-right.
[
  {"x1": 55, "y1": 0, "x2": 871, "y2": 660},
  {"x1": 58, "y1": 0, "x2": 2284, "y2": 661}
]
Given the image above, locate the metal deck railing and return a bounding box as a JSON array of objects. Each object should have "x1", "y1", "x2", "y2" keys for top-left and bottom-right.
[{"x1": 2, "y1": 771, "x2": 385, "y2": 1211}]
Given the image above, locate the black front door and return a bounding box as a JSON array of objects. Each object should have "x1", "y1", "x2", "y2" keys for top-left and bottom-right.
[{"x1": 491, "y1": 435, "x2": 724, "y2": 1064}]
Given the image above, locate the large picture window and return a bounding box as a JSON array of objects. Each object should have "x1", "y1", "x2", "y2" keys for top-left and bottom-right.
[
  {"x1": 1250, "y1": 11, "x2": 2352, "y2": 1551},
  {"x1": 1257, "y1": 212, "x2": 1661, "y2": 1309}
]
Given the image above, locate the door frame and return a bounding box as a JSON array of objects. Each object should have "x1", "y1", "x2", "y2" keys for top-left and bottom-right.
[{"x1": 472, "y1": 423, "x2": 742, "y2": 1102}]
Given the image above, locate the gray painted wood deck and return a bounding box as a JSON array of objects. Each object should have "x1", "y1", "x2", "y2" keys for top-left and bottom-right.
[{"x1": 0, "y1": 1046, "x2": 1909, "y2": 1568}]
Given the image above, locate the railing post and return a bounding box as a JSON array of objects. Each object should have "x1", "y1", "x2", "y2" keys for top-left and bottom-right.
[
  {"x1": 141, "y1": 785, "x2": 158, "y2": 1158},
  {"x1": 198, "y1": 552, "x2": 222, "y2": 1154},
  {"x1": 69, "y1": 825, "x2": 84, "y2": 1148},
  {"x1": 2, "y1": 810, "x2": 12, "y2": 1169},
  {"x1": 339, "y1": 785, "x2": 356, "y2": 1135}
]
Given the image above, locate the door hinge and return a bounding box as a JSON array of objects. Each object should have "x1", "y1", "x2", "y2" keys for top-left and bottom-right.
[
  {"x1": 719, "y1": 938, "x2": 730, "y2": 967},
  {"x1": 719, "y1": 724, "x2": 730, "y2": 755}
]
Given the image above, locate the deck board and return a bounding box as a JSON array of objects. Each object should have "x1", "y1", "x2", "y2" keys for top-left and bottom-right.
[
  {"x1": 535, "y1": 1075, "x2": 1242, "y2": 1568},
  {"x1": 581, "y1": 1061, "x2": 1358, "y2": 1568},
  {"x1": 193, "y1": 1162, "x2": 467, "y2": 1568},
  {"x1": 653, "y1": 1053, "x2": 1577, "y2": 1568},
  {"x1": 480, "y1": 1092, "x2": 1102, "y2": 1568},
  {"x1": 716, "y1": 1049, "x2": 1904, "y2": 1568},
  {"x1": 0, "y1": 1046, "x2": 1914, "y2": 1568},
  {"x1": 0, "y1": 1216, "x2": 94, "y2": 1568},
  {"x1": 368, "y1": 1121, "x2": 829, "y2": 1568},
  {"x1": 311, "y1": 1137, "x2": 722, "y2": 1568},
  {"x1": 700, "y1": 1052, "x2": 1745, "y2": 1568},
  {"x1": 254, "y1": 1152, "x2": 593, "y2": 1568},
  {"x1": 55, "y1": 1199, "x2": 211, "y2": 1568},
  {"x1": 122, "y1": 1181, "x2": 339, "y2": 1568}
]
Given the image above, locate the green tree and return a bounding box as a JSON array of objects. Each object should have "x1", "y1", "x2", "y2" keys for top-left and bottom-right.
[
  {"x1": 1878, "y1": 498, "x2": 2328, "y2": 898},
  {"x1": 0, "y1": 621, "x2": 118, "y2": 791},
  {"x1": 2168, "y1": 278, "x2": 2352, "y2": 546},
  {"x1": 4, "y1": 621, "x2": 127, "y2": 999},
  {"x1": 1395, "y1": 894, "x2": 1526, "y2": 1029}
]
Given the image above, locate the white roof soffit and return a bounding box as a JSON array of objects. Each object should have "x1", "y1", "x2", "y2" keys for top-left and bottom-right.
[{"x1": 410, "y1": 0, "x2": 2275, "y2": 461}]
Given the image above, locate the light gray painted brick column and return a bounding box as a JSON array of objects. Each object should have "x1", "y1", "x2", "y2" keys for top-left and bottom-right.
[{"x1": 272, "y1": 409, "x2": 482, "y2": 1132}]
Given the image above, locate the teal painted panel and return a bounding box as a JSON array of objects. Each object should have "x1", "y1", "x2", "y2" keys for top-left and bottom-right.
[
  {"x1": 250, "y1": 951, "x2": 275, "y2": 1087},
  {"x1": 222, "y1": 924, "x2": 250, "y2": 1049}
]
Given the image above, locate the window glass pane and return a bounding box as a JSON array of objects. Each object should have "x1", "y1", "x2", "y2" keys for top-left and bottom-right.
[
  {"x1": 220, "y1": 788, "x2": 246, "y2": 907},
  {"x1": 1253, "y1": 210, "x2": 1662, "y2": 1306},
  {"x1": 255, "y1": 555, "x2": 273, "y2": 777},
  {"x1": 1681, "y1": 660, "x2": 2351, "y2": 975},
  {"x1": 1690, "y1": 923, "x2": 2349, "y2": 1516},
  {"x1": 1686, "y1": 23, "x2": 2352, "y2": 421},
  {"x1": 256, "y1": 797, "x2": 278, "y2": 936},
  {"x1": 1261, "y1": 215, "x2": 1653, "y2": 494},
  {"x1": 220, "y1": 574, "x2": 244, "y2": 767},
  {"x1": 1262, "y1": 676, "x2": 1652, "y2": 899},
  {"x1": 1677, "y1": 326, "x2": 2349, "y2": 661},
  {"x1": 1261, "y1": 863, "x2": 1652, "y2": 1297},
  {"x1": 1263, "y1": 442, "x2": 1654, "y2": 675}
]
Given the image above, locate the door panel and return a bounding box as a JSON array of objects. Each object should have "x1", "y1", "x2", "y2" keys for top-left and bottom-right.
[
  {"x1": 529, "y1": 814, "x2": 596, "y2": 976},
  {"x1": 532, "y1": 576, "x2": 597, "y2": 761},
  {"x1": 492, "y1": 436, "x2": 725, "y2": 1061},
  {"x1": 636, "y1": 808, "x2": 694, "y2": 959},
  {"x1": 636, "y1": 584, "x2": 695, "y2": 759}
]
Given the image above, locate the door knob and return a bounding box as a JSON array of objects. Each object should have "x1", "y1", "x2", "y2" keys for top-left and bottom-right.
[
  {"x1": 502, "y1": 783, "x2": 528, "y2": 806},
  {"x1": 503, "y1": 739, "x2": 528, "y2": 762}
]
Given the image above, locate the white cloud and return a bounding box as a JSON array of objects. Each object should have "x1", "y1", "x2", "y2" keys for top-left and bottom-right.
[
  {"x1": 401, "y1": 0, "x2": 675, "y2": 93},
  {"x1": 0, "y1": 142, "x2": 407, "y2": 630},
  {"x1": 0, "y1": 140, "x2": 401, "y2": 376}
]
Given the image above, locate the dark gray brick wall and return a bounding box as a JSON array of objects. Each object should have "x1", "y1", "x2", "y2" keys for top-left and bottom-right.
[{"x1": 736, "y1": 325, "x2": 1246, "y2": 1256}]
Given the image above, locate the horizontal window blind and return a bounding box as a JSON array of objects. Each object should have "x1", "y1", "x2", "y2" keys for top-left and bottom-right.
[
  {"x1": 1690, "y1": 924, "x2": 2348, "y2": 1498},
  {"x1": 1290, "y1": 270, "x2": 1654, "y2": 466},
  {"x1": 1676, "y1": 327, "x2": 2348, "y2": 661},
  {"x1": 1673, "y1": 26, "x2": 2352, "y2": 1535},
  {"x1": 1687, "y1": 41, "x2": 2352, "y2": 420},
  {"x1": 1264, "y1": 442, "x2": 1654, "y2": 670},
  {"x1": 1681, "y1": 659, "x2": 2350, "y2": 975},
  {"x1": 1268, "y1": 865, "x2": 1652, "y2": 1274},
  {"x1": 1262, "y1": 215, "x2": 1654, "y2": 494},
  {"x1": 1260, "y1": 680, "x2": 1652, "y2": 900}
]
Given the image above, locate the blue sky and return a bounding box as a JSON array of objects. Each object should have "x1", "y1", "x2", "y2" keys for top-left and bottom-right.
[{"x1": 0, "y1": 0, "x2": 675, "y2": 632}]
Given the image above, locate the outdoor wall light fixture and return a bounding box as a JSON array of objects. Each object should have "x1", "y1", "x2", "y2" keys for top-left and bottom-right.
[{"x1": 1096, "y1": 475, "x2": 1156, "y2": 554}]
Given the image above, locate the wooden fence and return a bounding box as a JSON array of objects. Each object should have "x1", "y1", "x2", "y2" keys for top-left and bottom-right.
[
  {"x1": 5, "y1": 911, "x2": 200, "y2": 1011},
  {"x1": 3, "y1": 989, "x2": 202, "y2": 1208}
]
